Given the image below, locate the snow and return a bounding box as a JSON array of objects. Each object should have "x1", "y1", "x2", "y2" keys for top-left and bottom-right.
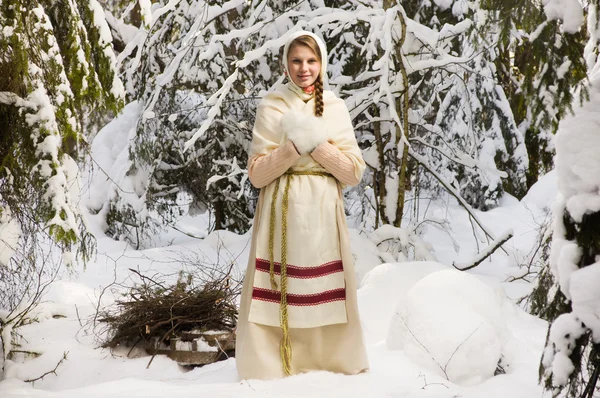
[
  {"x1": 0, "y1": 9, "x2": 571, "y2": 392},
  {"x1": 550, "y1": 68, "x2": 600, "y2": 315},
  {"x1": 453, "y1": 229, "x2": 513, "y2": 270},
  {"x1": 521, "y1": 170, "x2": 557, "y2": 211},
  {"x1": 570, "y1": 262, "x2": 600, "y2": 340},
  {"x1": 542, "y1": 0, "x2": 584, "y2": 34},
  {"x1": 451, "y1": 0, "x2": 468, "y2": 18},
  {"x1": 361, "y1": 144, "x2": 379, "y2": 170},
  {"x1": 368, "y1": 224, "x2": 435, "y2": 263},
  {"x1": 2, "y1": 25, "x2": 14, "y2": 36},
  {"x1": 358, "y1": 261, "x2": 449, "y2": 344},
  {"x1": 0, "y1": 208, "x2": 20, "y2": 266},
  {"x1": 193, "y1": 338, "x2": 218, "y2": 352},
  {"x1": 555, "y1": 242, "x2": 580, "y2": 299},
  {"x1": 433, "y1": 0, "x2": 453, "y2": 11},
  {"x1": 85, "y1": 101, "x2": 143, "y2": 215},
  {"x1": 139, "y1": 0, "x2": 153, "y2": 27},
  {"x1": 542, "y1": 53, "x2": 600, "y2": 389},
  {"x1": 104, "y1": 11, "x2": 139, "y2": 46},
  {"x1": 554, "y1": 72, "x2": 600, "y2": 222},
  {"x1": 90, "y1": 0, "x2": 114, "y2": 47},
  {"x1": 184, "y1": 69, "x2": 241, "y2": 152},
  {"x1": 556, "y1": 59, "x2": 571, "y2": 79},
  {"x1": 530, "y1": 21, "x2": 548, "y2": 42},
  {"x1": 384, "y1": 175, "x2": 398, "y2": 224},
  {"x1": 546, "y1": 313, "x2": 586, "y2": 385},
  {"x1": 348, "y1": 229, "x2": 381, "y2": 284},
  {"x1": 386, "y1": 269, "x2": 507, "y2": 385},
  {"x1": 584, "y1": 3, "x2": 600, "y2": 71},
  {"x1": 0, "y1": 141, "x2": 556, "y2": 396}
]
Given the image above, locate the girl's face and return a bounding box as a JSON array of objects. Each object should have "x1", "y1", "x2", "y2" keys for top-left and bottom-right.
[{"x1": 287, "y1": 44, "x2": 321, "y2": 88}]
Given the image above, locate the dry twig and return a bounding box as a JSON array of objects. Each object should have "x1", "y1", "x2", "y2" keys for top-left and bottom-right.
[
  {"x1": 24, "y1": 352, "x2": 68, "y2": 383},
  {"x1": 98, "y1": 269, "x2": 238, "y2": 352}
]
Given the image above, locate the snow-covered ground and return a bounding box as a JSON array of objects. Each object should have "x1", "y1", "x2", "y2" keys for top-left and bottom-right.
[
  {"x1": 0, "y1": 175, "x2": 554, "y2": 398},
  {"x1": 0, "y1": 101, "x2": 558, "y2": 397}
]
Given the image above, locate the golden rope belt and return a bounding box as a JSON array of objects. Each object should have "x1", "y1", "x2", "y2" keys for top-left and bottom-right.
[{"x1": 268, "y1": 169, "x2": 333, "y2": 375}]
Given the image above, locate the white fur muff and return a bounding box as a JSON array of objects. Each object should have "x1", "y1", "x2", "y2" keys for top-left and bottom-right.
[{"x1": 280, "y1": 109, "x2": 328, "y2": 154}]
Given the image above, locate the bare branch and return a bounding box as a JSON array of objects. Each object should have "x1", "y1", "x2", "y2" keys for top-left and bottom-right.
[
  {"x1": 408, "y1": 148, "x2": 497, "y2": 244},
  {"x1": 24, "y1": 352, "x2": 68, "y2": 383},
  {"x1": 453, "y1": 230, "x2": 514, "y2": 271},
  {"x1": 443, "y1": 324, "x2": 482, "y2": 373},
  {"x1": 398, "y1": 314, "x2": 448, "y2": 379}
]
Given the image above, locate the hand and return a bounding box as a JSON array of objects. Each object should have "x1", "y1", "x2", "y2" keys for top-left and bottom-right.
[{"x1": 281, "y1": 109, "x2": 328, "y2": 154}]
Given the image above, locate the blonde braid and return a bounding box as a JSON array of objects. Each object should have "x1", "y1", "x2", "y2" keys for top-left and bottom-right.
[{"x1": 314, "y1": 75, "x2": 324, "y2": 117}]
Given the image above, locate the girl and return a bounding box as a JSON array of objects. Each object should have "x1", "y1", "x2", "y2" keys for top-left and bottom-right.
[{"x1": 235, "y1": 31, "x2": 369, "y2": 380}]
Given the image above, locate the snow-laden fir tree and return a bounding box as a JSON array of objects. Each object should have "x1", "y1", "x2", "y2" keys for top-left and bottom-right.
[
  {"x1": 403, "y1": 0, "x2": 528, "y2": 211},
  {"x1": 320, "y1": 0, "x2": 508, "y2": 229},
  {"x1": 405, "y1": 0, "x2": 589, "y2": 210},
  {"x1": 541, "y1": 69, "x2": 600, "y2": 398},
  {"x1": 103, "y1": 0, "x2": 305, "y2": 245},
  {"x1": 0, "y1": 0, "x2": 123, "y2": 370},
  {"x1": 103, "y1": 0, "x2": 579, "y2": 259},
  {"x1": 101, "y1": 0, "x2": 515, "y2": 254},
  {"x1": 535, "y1": 1, "x2": 600, "y2": 396},
  {"x1": 481, "y1": 0, "x2": 589, "y2": 190}
]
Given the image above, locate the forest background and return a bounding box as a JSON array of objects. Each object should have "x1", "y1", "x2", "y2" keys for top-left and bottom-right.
[{"x1": 2, "y1": 0, "x2": 600, "y2": 396}]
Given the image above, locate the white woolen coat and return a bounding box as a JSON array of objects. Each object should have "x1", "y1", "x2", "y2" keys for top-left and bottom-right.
[{"x1": 235, "y1": 85, "x2": 370, "y2": 380}]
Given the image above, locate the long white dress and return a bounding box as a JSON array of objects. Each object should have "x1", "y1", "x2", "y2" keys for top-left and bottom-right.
[{"x1": 235, "y1": 84, "x2": 369, "y2": 380}]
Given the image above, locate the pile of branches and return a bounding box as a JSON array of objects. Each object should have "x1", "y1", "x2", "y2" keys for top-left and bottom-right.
[{"x1": 99, "y1": 268, "x2": 238, "y2": 350}]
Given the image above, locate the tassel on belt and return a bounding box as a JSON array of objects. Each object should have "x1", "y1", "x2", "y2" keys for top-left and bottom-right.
[{"x1": 268, "y1": 169, "x2": 333, "y2": 375}]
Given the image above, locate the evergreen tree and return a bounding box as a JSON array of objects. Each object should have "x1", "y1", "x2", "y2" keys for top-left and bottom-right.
[
  {"x1": 534, "y1": 2, "x2": 600, "y2": 396},
  {"x1": 481, "y1": 0, "x2": 589, "y2": 190},
  {"x1": 540, "y1": 102, "x2": 600, "y2": 397},
  {"x1": 103, "y1": 0, "x2": 292, "y2": 245},
  {"x1": 102, "y1": 0, "x2": 510, "y2": 245},
  {"x1": 404, "y1": 0, "x2": 528, "y2": 211},
  {"x1": 0, "y1": 0, "x2": 123, "y2": 273},
  {"x1": 402, "y1": 0, "x2": 589, "y2": 209},
  {"x1": 101, "y1": 0, "x2": 590, "y2": 251},
  {"x1": 0, "y1": 0, "x2": 123, "y2": 368}
]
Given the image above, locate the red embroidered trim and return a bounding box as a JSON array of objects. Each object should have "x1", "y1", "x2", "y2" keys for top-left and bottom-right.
[
  {"x1": 252, "y1": 287, "x2": 346, "y2": 306},
  {"x1": 255, "y1": 258, "x2": 343, "y2": 279}
]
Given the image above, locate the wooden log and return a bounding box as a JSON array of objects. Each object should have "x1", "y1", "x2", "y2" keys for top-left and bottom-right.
[{"x1": 145, "y1": 330, "x2": 235, "y2": 365}]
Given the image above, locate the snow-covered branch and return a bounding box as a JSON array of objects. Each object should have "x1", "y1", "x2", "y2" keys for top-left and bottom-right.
[{"x1": 453, "y1": 230, "x2": 514, "y2": 271}]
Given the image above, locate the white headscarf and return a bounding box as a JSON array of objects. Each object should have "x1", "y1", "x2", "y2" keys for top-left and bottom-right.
[{"x1": 282, "y1": 30, "x2": 329, "y2": 99}]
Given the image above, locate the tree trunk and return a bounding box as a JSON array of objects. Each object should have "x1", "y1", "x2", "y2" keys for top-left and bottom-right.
[
  {"x1": 213, "y1": 200, "x2": 225, "y2": 231},
  {"x1": 393, "y1": 9, "x2": 410, "y2": 227},
  {"x1": 371, "y1": 105, "x2": 389, "y2": 227}
]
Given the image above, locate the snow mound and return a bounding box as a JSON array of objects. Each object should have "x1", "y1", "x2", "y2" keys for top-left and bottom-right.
[
  {"x1": 357, "y1": 261, "x2": 450, "y2": 343},
  {"x1": 348, "y1": 228, "x2": 381, "y2": 285},
  {"x1": 386, "y1": 269, "x2": 508, "y2": 385},
  {"x1": 521, "y1": 170, "x2": 557, "y2": 211},
  {"x1": 85, "y1": 101, "x2": 142, "y2": 213}
]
